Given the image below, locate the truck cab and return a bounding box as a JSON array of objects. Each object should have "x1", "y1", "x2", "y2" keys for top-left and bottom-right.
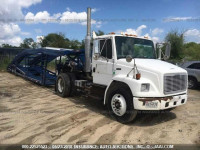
[
  {"x1": 91, "y1": 33, "x2": 188, "y2": 123},
  {"x1": 55, "y1": 8, "x2": 188, "y2": 123}
]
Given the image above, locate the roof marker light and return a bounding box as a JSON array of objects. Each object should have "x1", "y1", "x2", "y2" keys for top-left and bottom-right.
[{"x1": 109, "y1": 32, "x2": 115, "y2": 35}]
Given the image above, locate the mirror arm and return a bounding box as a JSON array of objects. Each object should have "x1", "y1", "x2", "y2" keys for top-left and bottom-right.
[
  {"x1": 158, "y1": 47, "x2": 162, "y2": 59},
  {"x1": 127, "y1": 67, "x2": 134, "y2": 77}
]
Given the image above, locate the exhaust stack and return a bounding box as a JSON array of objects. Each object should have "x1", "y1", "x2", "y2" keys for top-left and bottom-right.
[{"x1": 84, "y1": 7, "x2": 91, "y2": 73}]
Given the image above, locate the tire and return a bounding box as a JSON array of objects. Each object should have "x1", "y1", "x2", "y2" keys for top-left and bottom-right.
[
  {"x1": 188, "y1": 77, "x2": 197, "y2": 89},
  {"x1": 55, "y1": 73, "x2": 76, "y2": 97},
  {"x1": 106, "y1": 82, "x2": 137, "y2": 123}
]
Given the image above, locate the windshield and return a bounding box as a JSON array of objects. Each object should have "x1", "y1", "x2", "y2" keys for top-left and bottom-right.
[{"x1": 115, "y1": 36, "x2": 156, "y2": 59}]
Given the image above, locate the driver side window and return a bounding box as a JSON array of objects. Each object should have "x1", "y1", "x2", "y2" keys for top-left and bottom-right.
[{"x1": 100, "y1": 39, "x2": 112, "y2": 59}]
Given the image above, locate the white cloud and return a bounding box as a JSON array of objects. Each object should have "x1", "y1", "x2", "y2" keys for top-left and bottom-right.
[
  {"x1": 21, "y1": 32, "x2": 31, "y2": 36},
  {"x1": 36, "y1": 36, "x2": 44, "y2": 43},
  {"x1": 163, "y1": 16, "x2": 193, "y2": 22},
  {"x1": 0, "y1": 0, "x2": 42, "y2": 46},
  {"x1": 1, "y1": 1, "x2": 102, "y2": 46},
  {"x1": 60, "y1": 11, "x2": 87, "y2": 24},
  {"x1": 0, "y1": 23, "x2": 22, "y2": 46},
  {"x1": 119, "y1": 25, "x2": 160, "y2": 43},
  {"x1": 0, "y1": 0, "x2": 42, "y2": 22},
  {"x1": 152, "y1": 28, "x2": 164, "y2": 36},
  {"x1": 34, "y1": 29, "x2": 42, "y2": 33},
  {"x1": 136, "y1": 25, "x2": 147, "y2": 36},
  {"x1": 0, "y1": 37, "x2": 22, "y2": 46},
  {"x1": 0, "y1": 23, "x2": 21, "y2": 39},
  {"x1": 91, "y1": 8, "x2": 98, "y2": 13},
  {"x1": 80, "y1": 19, "x2": 102, "y2": 28},
  {"x1": 25, "y1": 9, "x2": 102, "y2": 27},
  {"x1": 18, "y1": 0, "x2": 42, "y2": 8},
  {"x1": 122, "y1": 25, "x2": 147, "y2": 36},
  {"x1": 184, "y1": 29, "x2": 200, "y2": 43},
  {"x1": 25, "y1": 11, "x2": 61, "y2": 23},
  {"x1": 151, "y1": 37, "x2": 160, "y2": 43},
  {"x1": 184, "y1": 29, "x2": 200, "y2": 37},
  {"x1": 143, "y1": 33, "x2": 160, "y2": 43}
]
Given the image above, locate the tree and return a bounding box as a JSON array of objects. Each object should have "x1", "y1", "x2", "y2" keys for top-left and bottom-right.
[
  {"x1": 95, "y1": 30, "x2": 105, "y2": 36},
  {"x1": 20, "y1": 38, "x2": 37, "y2": 49},
  {"x1": 183, "y1": 42, "x2": 200, "y2": 60},
  {"x1": 80, "y1": 40, "x2": 85, "y2": 49},
  {"x1": 40, "y1": 33, "x2": 83, "y2": 49},
  {"x1": 69, "y1": 40, "x2": 82, "y2": 49},
  {"x1": 1, "y1": 44, "x2": 18, "y2": 48},
  {"x1": 41, "y1": 33, "x2": 69, "y2": 48},
  {"x1": 165, "y1": 30, "x2": 184, "y2": 59}
]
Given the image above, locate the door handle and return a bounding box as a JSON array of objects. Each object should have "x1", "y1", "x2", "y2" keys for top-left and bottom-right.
[{"x1": 93, "y1": 67, "x2": 96, "y2": 72}]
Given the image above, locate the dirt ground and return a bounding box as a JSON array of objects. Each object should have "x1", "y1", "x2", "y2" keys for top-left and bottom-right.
[{"x1": 0, "y1": 72, "x2": 199, "y2": 145}]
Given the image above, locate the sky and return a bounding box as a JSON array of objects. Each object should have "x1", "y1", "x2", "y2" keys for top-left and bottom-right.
[{"x1": 0, "y1": 0, "x2": 200, "y2": 46}]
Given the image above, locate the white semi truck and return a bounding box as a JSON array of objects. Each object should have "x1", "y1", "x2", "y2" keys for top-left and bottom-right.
[{"x1": 55, "y1": 8, "x2": 188, "y2": 123}]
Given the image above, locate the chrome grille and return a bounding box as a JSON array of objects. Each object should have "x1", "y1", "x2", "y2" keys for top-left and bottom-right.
[{"x1": 164, "y1": 74, "x2": 187, "y2": 94}]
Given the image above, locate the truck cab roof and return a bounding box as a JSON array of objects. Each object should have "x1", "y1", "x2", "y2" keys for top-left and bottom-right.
[{"x1": 93, "y1": 33, "x2": 152, "y2": 41}]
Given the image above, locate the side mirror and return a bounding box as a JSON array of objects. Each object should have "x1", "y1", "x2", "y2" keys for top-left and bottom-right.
[
  {"x1": 126, "y1": 55, "x2": 133, "y2": 62},
  {"x1": 93, "y1": 53, "x2": 100, "y2": 60},
  {"x1": 164, "y1": 42, "x2": 171, "y2": 60},
  {"x1": 156, "y1": 43, "x2": 162, "y2": 59},
  {"x1": 156, "y1": 42, "x2": 171, "y2": 60},
  {"x1": 165, "y1": 42, "x2": 171, "y2": 60}
]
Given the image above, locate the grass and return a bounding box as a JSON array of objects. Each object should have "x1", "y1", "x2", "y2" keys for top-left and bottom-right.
[{"x1": 0, "y1": 56, "x2": 13, "y2": 72}]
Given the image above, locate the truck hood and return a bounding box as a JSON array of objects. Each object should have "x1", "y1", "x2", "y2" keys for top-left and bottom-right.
[{"x1": 117, "y1": 59, "x2": 187, "y2": 74}]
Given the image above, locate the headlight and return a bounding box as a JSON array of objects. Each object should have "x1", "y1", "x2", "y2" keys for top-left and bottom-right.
[{"x1": 141, "y1": 83, "x2": 150, "y2": 92}]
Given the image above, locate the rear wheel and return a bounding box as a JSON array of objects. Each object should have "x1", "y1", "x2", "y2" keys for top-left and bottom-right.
[
  {"x1": 188, "y1": 77, "x2": 197, "y2": 89},
  {"x1": 55, "y1": 73, "x2": 76, "y2": 97},
  {"x1": 107, "y1": 83, "x2": 137, "y2": 123}
]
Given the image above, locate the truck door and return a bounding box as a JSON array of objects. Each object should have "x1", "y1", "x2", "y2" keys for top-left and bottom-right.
[{"x1": 92, "y1": 38, "x2": 114, "y2": 85}]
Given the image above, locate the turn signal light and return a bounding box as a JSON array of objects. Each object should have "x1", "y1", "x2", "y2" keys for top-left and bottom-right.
[{"x1": 136, "y1": 73, "x2": 141, "y2": 80}]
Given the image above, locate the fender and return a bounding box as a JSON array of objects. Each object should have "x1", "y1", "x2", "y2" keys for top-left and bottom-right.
[
  {"x1": 103, "y1": 74, "x2": 161, "y2": 105},
  {"x1": 103, "y1": 74, "x2": 138, "y2": 105}
]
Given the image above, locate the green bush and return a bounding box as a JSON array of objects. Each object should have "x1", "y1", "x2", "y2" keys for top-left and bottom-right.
[{"x1": 0, "y1": 56, "x2": 12, "y2": 71}]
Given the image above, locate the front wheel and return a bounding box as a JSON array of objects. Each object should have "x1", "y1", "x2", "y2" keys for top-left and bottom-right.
[{"x1": 107, "y1": 83, "x2": 137, "y2": 123}]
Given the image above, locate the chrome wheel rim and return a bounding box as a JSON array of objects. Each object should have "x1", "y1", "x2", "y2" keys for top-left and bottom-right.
[
  {"x1": 111, "y1": 94, "x2": 127, "y2": 116},
  {"x1": 58, "y1": 78, "x2": 64, "y2": 93}
]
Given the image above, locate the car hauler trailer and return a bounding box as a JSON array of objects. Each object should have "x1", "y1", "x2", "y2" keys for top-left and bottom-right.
[
  {"x1": 7, "y1": 48, "x2": 85, "y2": 86},
  {"x1": 8, "y1": 8, "x2": 188, "y2": 123}
]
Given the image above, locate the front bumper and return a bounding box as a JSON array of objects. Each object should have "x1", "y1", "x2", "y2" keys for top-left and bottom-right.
[{"x1": 133, "y1": 94, "x2": 187, "y2": 110}]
